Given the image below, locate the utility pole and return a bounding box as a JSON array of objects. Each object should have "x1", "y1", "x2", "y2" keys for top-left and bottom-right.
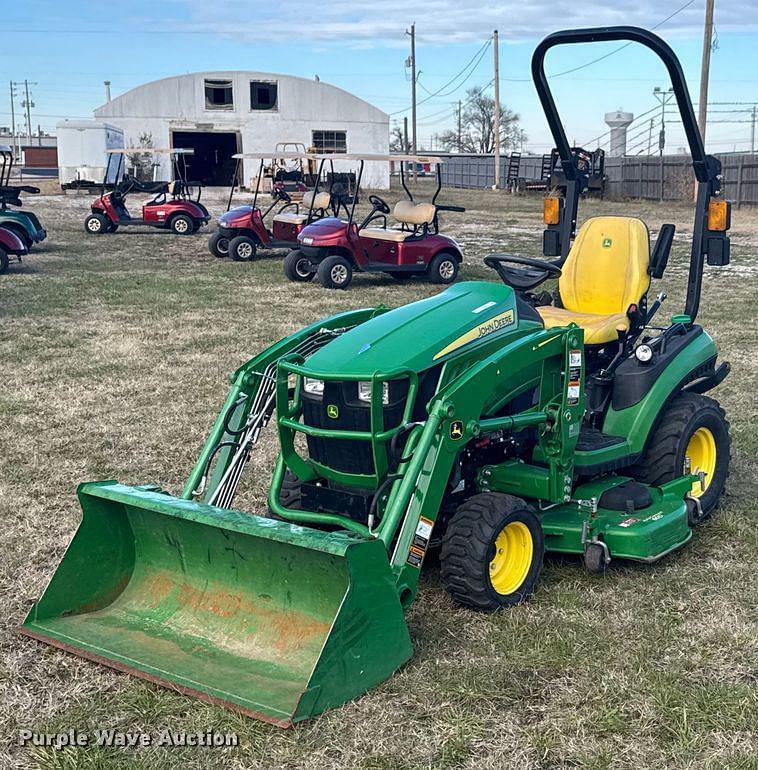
[
  {"x1": 697, "y1": 0, "x2": 715, "y2": 144},
  {"x1": 751, "y1": 105, "x2": 757, "y2": 154},
  {"x1": 403, "y1": 116, "x2": 409, "y2": 154},
  {"x1": 457, "y1": 100, "x2": 462, "y2": 152},
  {"x1": 406, "y1": 23, "x2": 417, "y2": 180},
  {"x1": 493, "y1": 29, "x2": 501, "y2": 190},
  {"x1": 654, "y1": 87, "x2": 674, "y2": 156},
  {"x1": 9, "y1": 81, "x2": 17, "y2": 160},
  {"x1": 23, "y1": 79, "x2": 33, "y2": 144},
  {"x1": 647, "y1": 118, "x2": 654, "y2": 155}
]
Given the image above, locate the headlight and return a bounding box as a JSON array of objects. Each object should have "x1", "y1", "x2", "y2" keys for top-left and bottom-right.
[
  {"x1": 358, "y1": 381, "x2": 389, "y2": 405},
  {"x1": 301, "y1": 236, "x2": 314, "y2": 246},
  {"x1": 303, "y1": 377, "x2": 324, "y2": 395},
  {"x1": 634, "y1": 344, "x2": 654, "y2": 364}
]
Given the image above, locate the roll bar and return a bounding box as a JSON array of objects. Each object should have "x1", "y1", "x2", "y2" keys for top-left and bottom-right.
[{"x1": 531, "y1": 26, "x2": 729, "y2": 322}]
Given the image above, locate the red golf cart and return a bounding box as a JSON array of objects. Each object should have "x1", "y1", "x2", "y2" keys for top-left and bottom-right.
[
  {"x1": 208, "y1": 152, "x2": 331, "y2": 261},
  {"x1": 84, "y1": 148, "x2": 210, "y2": 236},
  {"x1": 283, "y1": 154, "x2": 464, "y2": 289}
]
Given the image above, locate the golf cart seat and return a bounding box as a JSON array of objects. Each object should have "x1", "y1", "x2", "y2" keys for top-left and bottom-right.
[
  {"x1": 273, "y1": 190, "x2": 331, "y2": 224},
  {"x1": 536, "y1": 216, "x2": 650, "y2": 344},
  {"x1": 361, "y1": 201, "x2": 437, "y2": 242}
]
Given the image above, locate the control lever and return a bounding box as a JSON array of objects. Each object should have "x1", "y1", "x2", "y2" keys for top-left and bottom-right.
[{"x1": 645, "y1": 292, "x2": 667, "y2": 324}]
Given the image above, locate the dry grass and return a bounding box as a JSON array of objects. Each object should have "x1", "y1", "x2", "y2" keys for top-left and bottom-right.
[{"x1": 1, "y1": 183, "x2": 756, "y2": 770}]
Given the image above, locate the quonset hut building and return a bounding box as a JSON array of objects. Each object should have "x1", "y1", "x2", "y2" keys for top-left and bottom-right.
[{"x1": 86, "y1": 71, "x2": 390, "y2": 188}]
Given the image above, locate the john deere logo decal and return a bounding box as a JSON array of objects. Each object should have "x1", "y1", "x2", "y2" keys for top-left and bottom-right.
[
  {"x1": 450, "y1": 420, "x2": 464, "y2": 440},
  {"x1": 602, "y1": 237, "x2": 613, "y2": 248},
  {"x1": 327, "y1": 404, "x2": 339, "y2": 419},
  {"x1": 433, "y1": 309, "x2": 515, "y2": 360}
]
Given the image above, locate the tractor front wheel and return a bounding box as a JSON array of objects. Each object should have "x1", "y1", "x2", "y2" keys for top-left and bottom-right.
[
  {"x1": 84, "y1": 213, "x2": 109, "y2": 235},
  {"x1": 283, "y1": 249, "x2": 315, "y2": 282},
  {"x1": 629, "y1": 392, "x2": 730, "y2": 520},
  {"x1": 318, "y1": 255, "x2": 353, "y2": 289},
  {"x1": 441, "y1": 492, "x2": 544, "y2": 611},
  {"x1": 229, "y1": 235, "x2": 258, "y2": 261}
]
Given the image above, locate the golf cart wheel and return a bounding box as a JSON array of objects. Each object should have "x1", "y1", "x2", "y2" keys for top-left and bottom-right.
[
  {"x1": 208, "y1": 231, "x2": 230, "y2": 258},
  {"x1": 283, "y1": 249, "x2": 315, "y2": 282},
  {"x1": 629, "y1": 392, "x2": 730, "y2": 520},
  {"x1": 0, "y1": 248, "x2": 8, "y2": 275},
  {"x1": 84, "y1": 213, "x2": 108, "y2": 235},
  {"x1": 107, "y1": 222, "x2": 119, "y2": 233},
  {"x1": 170, "y1": 214, "x2": 194, "y2": 235},
  {"x1": 229, "y1": 235, "x2": 258, "y2": 261},
  {"x1": 429, "y1": 251, "x2": 459, "y2": 284},
  {"x1": 318, "y1": 255, "x2": 353, "y2": 289},
  {"x1": 440, "y1": 492, "x2": 544, "y2": 612}
]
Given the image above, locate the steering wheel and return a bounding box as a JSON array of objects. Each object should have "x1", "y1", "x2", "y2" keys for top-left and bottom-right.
[
  {"x1": 484, "y1": 254, "x2": 562, "y2": 291},
  {"x1": 368, "y1": 194, "x2": 390, "y2": 215},
  {"x1": 275, "y1": 188, "x2": 292, "y2": 203}
]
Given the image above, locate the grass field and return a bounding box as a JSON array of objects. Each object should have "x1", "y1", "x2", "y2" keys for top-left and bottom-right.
[{"x1": 1, "y1": 183, "x2": 756, "y2": 770}]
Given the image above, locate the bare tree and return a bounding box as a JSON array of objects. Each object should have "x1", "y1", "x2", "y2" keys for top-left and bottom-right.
[
  {"x1": 389, "y1": 123, "x2": 410, "y2": 154},
  {"x1": 439, "y1": 87, "x2": 524, "y2": 154}
]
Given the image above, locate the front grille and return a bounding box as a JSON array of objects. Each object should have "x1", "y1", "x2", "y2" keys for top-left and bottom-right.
[{"x1": 302, "y1": 380, "x2": 406, "y2": 474}]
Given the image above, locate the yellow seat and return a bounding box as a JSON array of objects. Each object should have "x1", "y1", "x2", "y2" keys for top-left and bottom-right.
[{"x1": 536, "y1": 216, "x2": 650, "y2": 344}]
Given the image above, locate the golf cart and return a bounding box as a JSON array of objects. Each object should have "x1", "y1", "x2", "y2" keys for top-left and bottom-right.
[
  {"x1": 209, "y1": 152, "x2": 330, "y2": 261},
  {"x1": 0, "y1": 145, "x2": 47, "y2": 249},
  {"x1": 84, "y1": 148, "x2": 210, "y2": 235},
  {"x1": 284, "y1": 154, "x2": 465, "y2": 289}
]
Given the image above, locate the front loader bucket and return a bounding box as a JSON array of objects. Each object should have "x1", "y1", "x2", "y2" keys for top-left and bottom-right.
[{"x1": 21, "y1": 482, "x2": 413, "y2": 726}]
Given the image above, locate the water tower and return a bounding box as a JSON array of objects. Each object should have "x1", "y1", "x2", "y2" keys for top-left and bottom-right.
[{"x1": 604, "y1": 109, "x2": 634, "y2": 156}]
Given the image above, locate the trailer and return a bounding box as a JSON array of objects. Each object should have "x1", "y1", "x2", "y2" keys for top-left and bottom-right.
[{"x1": 56, "y1": 120, "x2": 124, "y2": 190}]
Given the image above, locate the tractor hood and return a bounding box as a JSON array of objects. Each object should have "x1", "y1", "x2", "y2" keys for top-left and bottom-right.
[{"x1": 306, "y1": 281, "x2": 539, "y2": 376}]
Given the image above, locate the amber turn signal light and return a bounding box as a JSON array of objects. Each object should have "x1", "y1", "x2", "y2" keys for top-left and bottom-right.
[
  {"x1": 707, "y1": 199, "x2": 730, "y2": 232},
  {"x1": 543, "y1": 197, "x2": 560, "y2": 225}
]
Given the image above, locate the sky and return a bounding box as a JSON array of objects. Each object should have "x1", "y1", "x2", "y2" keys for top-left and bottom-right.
[{"x1": 1, "y1": 0, "x2": 757, "y2": 155}]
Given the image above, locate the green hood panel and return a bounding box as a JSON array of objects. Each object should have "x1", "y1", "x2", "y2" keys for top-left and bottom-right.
[{"x1": 305, "y1": 282, "x2": 534, "y2": 375}]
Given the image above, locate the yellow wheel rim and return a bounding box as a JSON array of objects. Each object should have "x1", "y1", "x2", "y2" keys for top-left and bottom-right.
[
  {"x1": 489, "y1": 521, "x2": 533, "y2": 595},
  {"x1": 685, "y1": 426, "x2": 717, "y2": 497}
]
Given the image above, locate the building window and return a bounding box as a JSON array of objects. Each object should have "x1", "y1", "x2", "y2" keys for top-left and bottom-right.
[
  {"x1": 250, "y1": 81, "x2": 278, "y2": 111},
  {"x1": 312, "y1": 130, "x2": 347, "y2": 154},
  {"x1": 205, "y1": 79, "x2": 233, "y2": 110}
]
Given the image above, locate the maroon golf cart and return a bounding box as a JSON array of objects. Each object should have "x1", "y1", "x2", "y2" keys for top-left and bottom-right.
[
  {"x1": 84, "y1": 148, "x2": 210, "y2": 236},
  {"x1": 208, "y1": 152, "x2": 331, "y2": 261},
  {"x1": 283, "y1": 154, "x2": 464, "y2": 289}
]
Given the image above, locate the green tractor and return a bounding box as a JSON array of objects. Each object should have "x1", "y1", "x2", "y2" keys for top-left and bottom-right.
[
  {"x1": 0, "y1": 145, "x2": 47, "y2": 249},
  {"x1": 22, "y1": 27, "x2": 732, "y2": 726}
]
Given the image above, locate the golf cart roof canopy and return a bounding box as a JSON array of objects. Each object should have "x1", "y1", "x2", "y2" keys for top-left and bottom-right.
[
  {"x1": 231, "y1": 152, "x2": 318, "y2": 160},
  {"x1": 106, "y1": 148, "x2": 195, "y2": 155},
  {"x1": 313, "y1": 153, "x2": 443, "y2": 164}
]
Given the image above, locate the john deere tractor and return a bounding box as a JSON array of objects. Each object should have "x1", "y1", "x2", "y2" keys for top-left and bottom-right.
[{"x1": 22, "y1": 27, "x2": 732, "y2": 726}]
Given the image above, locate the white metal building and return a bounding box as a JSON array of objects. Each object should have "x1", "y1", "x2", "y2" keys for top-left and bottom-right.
[{"x1": 91, "y1": 71, "x2": 390, "y2": 188}]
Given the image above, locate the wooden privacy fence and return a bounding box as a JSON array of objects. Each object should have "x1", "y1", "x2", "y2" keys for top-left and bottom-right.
[{"x1": 440, "y1": 153, "x2": 758, "y2": 205}]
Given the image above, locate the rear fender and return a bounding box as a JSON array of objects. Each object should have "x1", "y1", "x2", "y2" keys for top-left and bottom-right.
[
  {"x1": 0, "y1": 225, "x2": 27, "y2": 253},
  {"x1": 603, "y1": 329, "x2": 719, "y2": 456}
]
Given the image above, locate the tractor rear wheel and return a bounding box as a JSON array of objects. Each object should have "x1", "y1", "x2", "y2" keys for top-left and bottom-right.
[
  {"x1": 318, "y1": 255, "x2": 353, "y2": 289},
  {"x1": 441, "y1": 492, "x2": 544, "y2": 611},
  {"x1": 229, "y1": 235, "x2": 258, "y2": 261},
  {"x1": 629, "y1": 392, "x2": 730, "y2": 520},
  {"x1": 283, "y1": 249, "x2": 315, "y2": 282}
]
